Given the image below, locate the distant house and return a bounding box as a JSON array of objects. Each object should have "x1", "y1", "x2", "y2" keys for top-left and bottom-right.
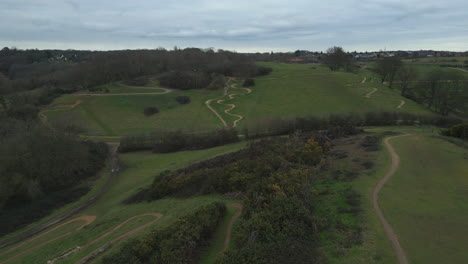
[{"x1": 288, "y1": 58, "x2": 305, "y2": 63}]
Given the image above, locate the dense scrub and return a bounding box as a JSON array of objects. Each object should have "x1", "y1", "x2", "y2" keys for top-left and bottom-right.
[
  {"x1": 0, "y1": 109, "x2": 108, "y2": 235},
  {"x1": 143, "y1": 106, "x2": 159, "y2": 116},
  {"x1": 121, "y1": 127, "x2": 364, "y2": 263},
  {"x1": 118, "y1": 128, "x2": 239, "y2": 153},
  {"x1": 242, "y1": 78, "x2": 255, "y2": 87},
  {"x1": 175, "y1": 95, "x2": 191, "y2": 104},
  {"x1": 441, "y1": 123, "x2": 468, "y2": 140},
  {"x1": 102, "y1": 202, "x2": 226, "y2": 264}
]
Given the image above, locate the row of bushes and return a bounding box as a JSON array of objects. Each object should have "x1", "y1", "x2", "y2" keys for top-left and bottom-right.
[
  {"x1": 102, "y1": 202, "x2": 226, "y2": 264},
  {"x1": 441, "y1": 123, "x2": 468, "y2": 140},
  {"x1": 245, "y1": 111, "x2": 461, "y2": 139},
  {"x1": 118, "y1": 128, "x2": 239, "y2": 153},
  {"x1": 119, "y1": 111, "x2": 461, "y2": 154}
]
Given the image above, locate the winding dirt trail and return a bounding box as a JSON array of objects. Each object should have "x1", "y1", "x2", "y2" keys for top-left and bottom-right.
[
  {"x1": 397, "y1": 100, "x2": 406, "y2": 109},
  {"x1": 1, "y1": 213, "x2": 163, "y2": 264},
  {"x1": 39, "y1": 99, "x2": 83, "y2": 123},
  {"x1": 365, "y1": 88, "x2": 378, "y2": 98},
  {"x1": 223, "y1": 203, "x2": 243, "y2": 251},
  {"x1": 373, "y1": 135, "x2": 409, "y2": 264},
  {"x1": 77, "y1": 213, "x2": 162, "y2": 264},
  {"x1": 451, "y1": 67, "x2": 468, "y2": 73},
  {"x1": 0, "y1": 215, "x2": 96, "y2": 263},
  {"x1": 205, "y1": 78, "x2": 252, "y2": 128},
  {"x1": 361, "y1": 77, "x2": 367, "y2": 84}
]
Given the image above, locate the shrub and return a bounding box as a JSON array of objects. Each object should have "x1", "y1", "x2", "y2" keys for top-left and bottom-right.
[
  {"x1": 441, "y1": 123, "x2": 468, "y2": 140},
  {"x1": 243, "y1": 78, "x2": 255, "y2": 87},
  {"x1": 256, "y1": 66, "x2": 273, "y2": 76},
  {"x1": 175, "y1": 95, "x2": 191, "y2": 104},
  {"x1": 207, "y1": 73, "x2": 227, "y2": 90},
  {"x1": 143, "y1": 107, "x2": 159, "y2": 116},
  {"x1": 102, "y1": 203, "x2": 226, "y2": 264}
]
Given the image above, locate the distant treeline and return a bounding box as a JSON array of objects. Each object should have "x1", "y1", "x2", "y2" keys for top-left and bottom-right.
[
  {"x1": 0, "y1": 47, "x2": 272, "y2": 96},
  {"x1": 118, "y1": 128, "x2": 239, "y2": 153}
]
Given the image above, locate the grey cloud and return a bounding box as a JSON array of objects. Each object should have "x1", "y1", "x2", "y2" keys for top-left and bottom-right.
[{"x1": 0, "y1": 0, "x2": 467, "y2": 51}]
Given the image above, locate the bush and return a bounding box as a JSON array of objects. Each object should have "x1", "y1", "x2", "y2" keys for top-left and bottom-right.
[
  {"x1": 207, "y1": 73, "x2": 227, "y2": 90},
  {"x1": 441, "y1": 123, "x2": 468, "y2": 140},
  {"x1": 143, "y1": 107, "x2": 159, "y2": 116},
  {"x1": 256, "y1": 66, "x2": 273, "y2": 76},
  {"x1": 175, "y1": 95, "x2": 191, "y2": 104},
  {"x1": 243, "y1": 78, "x2": 255, "y2": 87},
  {"x1": 102, "y1": 202, "x2": 226, "y2": 264}
]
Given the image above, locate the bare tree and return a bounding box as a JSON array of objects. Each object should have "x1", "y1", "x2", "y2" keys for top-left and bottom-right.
[
  {"x1": 397, "y1": 65, "x2": 417, "y2": 96},
  {"x1": 323, "y1": 46, "x2": 353, "y2": 72},
  {"x1": 375, "y1": 57, "x2": 402, "y2": 88}
]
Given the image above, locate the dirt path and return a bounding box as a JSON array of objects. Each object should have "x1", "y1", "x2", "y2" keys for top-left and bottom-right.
[
  {"x1": 77, "y1": 213, "x2": 162, "y2": 264},
  {"x1": 373, "y1": 135, "x2": 409, "y2": 264},
  {"x1": 361, "y1": 77, "x2": 367, "y2": 84},
  {"x1": 223, "y1": 203, "x2": 243, "y2": 251},
  {"x1": 205, "y1": 97, "x2": 229, "y2": 128},
  {"x1": 205, "y1": 78, "x2": 252, "y2": 128},
  {"x1": 450, "y1": 67, "x2": 468, "y2": 73},
  {"x1": 365, "y1": 88, "x2": 378, "y2": 98},
  {"x1": 0, "y1": 215, "x2": 96, "y2": 263},
  {"x1": 215, "y1": 82, "x2": 252, "y2": 128},
  {"x1": 397, "y1": 100, "x2": 406, "y2": 109},
  {"x1": 39, "y1": 99, "x2": 83, "y2": 123}
]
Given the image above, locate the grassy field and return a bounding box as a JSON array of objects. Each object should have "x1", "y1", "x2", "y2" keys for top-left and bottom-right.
[
  {"x1": 45, "y1": 87, "x2": 223, "y2": 136},
  {"x1": 0, "y1": 141, "x2": 248, "y2": 264},
  {"x1": 43, "y1": 62, "x2": 433, "y2": 137},
  {"x1": 379, "y1": 134, "x2": 468, "y2": 264},
  {"x1": 236, "y1": 63, "x2": 430, "y2": 130}
]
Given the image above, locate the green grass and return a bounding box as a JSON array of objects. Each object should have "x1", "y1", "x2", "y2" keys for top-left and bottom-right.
[
  {"x1": 379, "y1": 135, "x2": 468, "y2": 264},
  {"x1": 199, "y1": 205, "x2": 239, "y2": 264},
  {"x1": 43, "y1": 63, "x2": 434, "y2": 137},
  {"x1": 314, "y1": 132, "x2": 397, "y2": 264},
  {"x1": 235, "y1": 63, "x2": 430, "y2": 130},
  {"x1": 45, "y1": 88, "x2": 224, "y2": 136},
  {"x1": 0, "y1": 141, "x2": 248, "y2": 264}
]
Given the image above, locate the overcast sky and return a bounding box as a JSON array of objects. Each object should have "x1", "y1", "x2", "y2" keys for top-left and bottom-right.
[{"x1": 1, "y1": 0, "x2": 467, "y2": 52}]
